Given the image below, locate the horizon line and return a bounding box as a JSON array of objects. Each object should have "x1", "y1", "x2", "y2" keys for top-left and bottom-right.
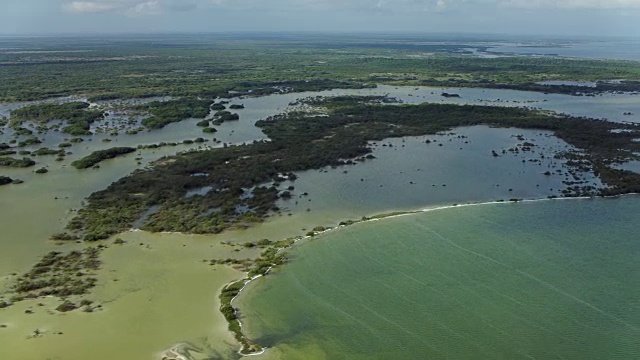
[{"x1": 0, "y1": 30, "x2": 639, "y2": 40}]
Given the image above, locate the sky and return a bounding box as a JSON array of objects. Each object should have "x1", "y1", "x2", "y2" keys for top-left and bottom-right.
[{"x1": 1, "y1": 0, "x2": 639, "y2": 37}]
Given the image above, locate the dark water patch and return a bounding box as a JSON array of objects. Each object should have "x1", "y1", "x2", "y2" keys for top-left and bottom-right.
[
  {"x1": 536, "y1": 81, "x2": 597, "y2": 87},
  {"x1": 185, "y1": 186, "x2": 213, "y2": 198},
  {"x1": 132, "y1": 205, "x2": 160, "y2": 229}
]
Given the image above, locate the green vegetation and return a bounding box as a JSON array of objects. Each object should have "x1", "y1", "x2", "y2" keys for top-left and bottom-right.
[
  {"x1": 71, "y1": 147, "x2": 136, "y2": 169},
  {"x1": 56, "y1": 300, "x2": 78, "y2": 312},
  {"x1": 0, "y1": 176, "x2": 13, "y2": 185},
  {"x1": 50, "y1": 232, "x2": 80, "y2": 241},
  {"x1": 138, "y1": 99, "x2": 212, "y2": 129},
  {"x1": 218, "y1": 280, "x2": 263, "y2": 354},
  {"x1": 0, "y1": 36, "x2": 638, "y2": 104},
  {"x1": 17, "y1": 136, "x2": 41, "y2": 147},
  {"x1": 9, "y1": 248, "x2": 101, "y2": 305},
  {"x1": 32, "y1": 147, "x2": 65, "y2": 156},
  {"x1": 229, "y1": 104, "x2": 244, "y2": 109},
  {"x1": 65, "y1": 97, "x2": 640, "y2": 241},
  {"x1": 13, "y1": 127, "x2": 32, "y2": 136},
  {"x1": 10, "y1": 102, "x2": 104, "y2": 135},
  {"x1": 216, "y1": 236, "x2": 294, "y2": 354},
  {"x1": 248, "y1": 247, "x2": 286, "y2": 278},
  {"x1": 0, "y1": 157, "x2": 36, "y2": 168},
  {"x1": 34, "y1": 167, "x2": 48, "y2": 174},
  {"x1": 211, "y1": 110, "x2": 239, "y2": 125},
  {"x1": 195, "y1": 119, "x2": 210, "y2": 127}
]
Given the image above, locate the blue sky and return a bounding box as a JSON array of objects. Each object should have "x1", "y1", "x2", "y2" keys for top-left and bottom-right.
[{"x1": 1, "y1": 0, "x2": 639, "y2": 36}]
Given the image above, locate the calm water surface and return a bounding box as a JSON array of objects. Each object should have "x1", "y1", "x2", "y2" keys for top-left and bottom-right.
[{"x1": 239, "y1": 197, "x2": 640, "y2": 359}]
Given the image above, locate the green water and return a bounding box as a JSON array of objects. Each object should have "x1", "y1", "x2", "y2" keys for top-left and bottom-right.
[{"x1": 238, "y1": 197, "x2": 640, "y2": 359}]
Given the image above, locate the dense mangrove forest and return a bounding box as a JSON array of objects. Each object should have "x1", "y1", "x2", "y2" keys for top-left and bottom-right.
[
  {"x1": 2, "y1": 35, "x2": 640, "y2": 104},
  {"x1": 61, "y1": 97, "x2": 640, "y2": 242}
]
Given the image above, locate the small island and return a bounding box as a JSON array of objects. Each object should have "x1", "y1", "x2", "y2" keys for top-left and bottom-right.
[
  {"x1": 0, "y1": 157, "x2": 36, "y2": 168},
  {"x1": 71, "y1": 147, "x2": 136, "y2": 169},
  {"x1": 0, "y1": 176, "x2": 13, "y2": 185},
  {"x1": 138, "y1": 99, "x2": 213, "y2": 129}
]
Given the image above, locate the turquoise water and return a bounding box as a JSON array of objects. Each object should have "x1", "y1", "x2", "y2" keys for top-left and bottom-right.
[{"x1": 238, "y1": 197, "x2": 640, "y2": 359}]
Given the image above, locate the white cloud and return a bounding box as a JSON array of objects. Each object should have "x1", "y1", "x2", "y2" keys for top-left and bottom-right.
[
  {"x1": 125, "y1": 0, "x2": 162, "y2": 16},
  {"x1": 209, "y1": 0, "x2": 640, "y2": 11},
  {"x1": 207, "y1": 0, "x2": 460, "y2": 12},
  {"x1": 63, "y1": 1, "x2": 120, "y2": 13},
  {"x1": 63, "y1": 0, "x2": 184, "y2": 15},
  {"x1": 62, "y1": 0, "x2": 640, "y2": 16}
]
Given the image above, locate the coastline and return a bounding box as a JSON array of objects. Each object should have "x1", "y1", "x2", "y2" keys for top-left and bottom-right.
[{"x1": 223, "y1": 193, "x2": 639, "y2": 356}]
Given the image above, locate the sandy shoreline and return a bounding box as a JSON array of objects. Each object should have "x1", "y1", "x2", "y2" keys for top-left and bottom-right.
[{"x1": 158, "y1": 344, "x2": 189, "y2": 360}]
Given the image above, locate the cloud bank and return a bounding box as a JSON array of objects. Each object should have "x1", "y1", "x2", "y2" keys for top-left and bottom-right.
[
  {"x1": 61, "y1": 0, "x2": 640, "y2": 16},
  {"x1": 63, "y1": 0, "x2": 191, "y2": 15}
]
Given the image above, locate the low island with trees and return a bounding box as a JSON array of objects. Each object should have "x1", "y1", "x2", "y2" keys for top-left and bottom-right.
[{"x1": 71, "y1": 147, "x2": 136, "y2": 169}]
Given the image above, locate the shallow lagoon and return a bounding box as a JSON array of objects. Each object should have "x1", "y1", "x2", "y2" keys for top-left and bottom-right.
[
  {"x1": 0, "y1": 85, "x2": 637, "y2": 359},
  {"x1": 239, "y1": 197, "x2": 640, "y2": 359}
]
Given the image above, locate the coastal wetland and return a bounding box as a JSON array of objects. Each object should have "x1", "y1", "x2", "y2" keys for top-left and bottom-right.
[{"x1": 0, "y1": 36, "x2": 639, "y2": 359}]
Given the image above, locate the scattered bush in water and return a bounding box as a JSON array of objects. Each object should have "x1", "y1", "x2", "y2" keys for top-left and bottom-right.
[
  {"x1": 214, "y1": 111, "x2": 239, "y2": 122},
  {"x1": 10, "y1": 102, "x2": 104, "y2": 135},
  {"x1": 56, "y1": 301, "x2": 78, "y2": 312},
  {"x1": 32, "y1": 148, "x2": 64, "y2": 156},
  {"x1": 0, "y1": 157, "x2": 36, "y2": 168},
  {"x1": 50, "y1": 233, "x2": 80, "y2": 241},
  {"x1": 17, "y1": 136, "x2": 42, "y2": 147},
  {"x1": 11, "y1": 248, "x2": 102, "y2": 303}
]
